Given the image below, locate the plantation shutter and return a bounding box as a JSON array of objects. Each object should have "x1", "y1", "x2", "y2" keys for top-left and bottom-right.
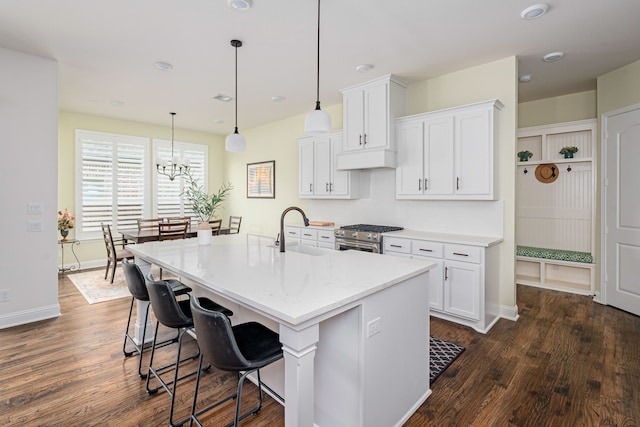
[
  {"x1": 153, "y1": 139, "x2": 208, "y2": 226},
  {"x1": 75, "y1": 130, "x2": 149, "y2": 240}
]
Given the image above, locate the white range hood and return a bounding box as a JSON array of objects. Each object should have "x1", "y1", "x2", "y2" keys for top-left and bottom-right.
[{"x1": 336, "y1": 148, "x2": 396, "y2": 170}]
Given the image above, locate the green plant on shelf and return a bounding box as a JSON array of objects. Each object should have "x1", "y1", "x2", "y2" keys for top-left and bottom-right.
[
  {"x1": 559, "y1": 146, "x2": 579, "y2": 158},
  {"x1": 517, "y1": 150, "x2": 533, "y2": 162}
]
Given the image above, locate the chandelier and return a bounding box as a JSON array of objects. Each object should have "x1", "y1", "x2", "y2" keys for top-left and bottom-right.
[{"x1": 156, "y1": 112, "x2": 189, "y2": 181}]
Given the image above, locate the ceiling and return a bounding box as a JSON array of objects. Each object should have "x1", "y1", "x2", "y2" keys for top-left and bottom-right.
[{"x1": 1, "y1": 0, "x2": 639, "y2": 134}]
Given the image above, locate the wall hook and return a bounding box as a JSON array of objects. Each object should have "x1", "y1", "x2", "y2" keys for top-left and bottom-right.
[
  {"x1": 567, "y1": 165, "x2": 572, "y2": 172},
  {"x1": 523, "y1": 168, "x2": 528, "y2": 174}
]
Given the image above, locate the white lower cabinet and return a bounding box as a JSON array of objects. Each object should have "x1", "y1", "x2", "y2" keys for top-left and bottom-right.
[
  {"x1": 285, "y1": 225, "x2": 336, "y2": 249},
  {"x1": 384, "y1": 234, "x2": 500, "y2": 333}
]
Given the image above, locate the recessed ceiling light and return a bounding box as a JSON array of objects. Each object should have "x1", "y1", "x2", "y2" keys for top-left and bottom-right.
[
  {"x1": 110, "y1": 100, "x2": 125, "y2": 107},
  {"x1": 154, "y1": 61, "x2": 173, "y2": 71},
  {"x1": 213, "y1": 119, "x2": 224, "y2": 124},
  {"x1": 214, "y1": 94, "x2": 233, "y2": 102},
  {"x1": 271, "y1": 96, "x2": 285, "y2": 102},
  {"x1": 520, "y1": 3, "x2": 549, "y2": 20},
  {"x1": 543, "y1": 51, "x2": 564, "y2": 62},
  {"x1": 227, "y1": 0, "x2": 252, "y2": 11},
  {"x1": 355, "y1": 64, "x2": 373, "y2": 73},
  {"x1": 519, "y1": 74, "x2": 532, "y2": 83}
]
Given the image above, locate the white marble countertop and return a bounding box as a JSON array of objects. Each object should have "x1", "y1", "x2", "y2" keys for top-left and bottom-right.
[
  {"x1": 384, "y1": 229, "x2": 503, "y2": 247},
  {"x1": 127, "y1": 234, "x2": 433, "y2": 327}
]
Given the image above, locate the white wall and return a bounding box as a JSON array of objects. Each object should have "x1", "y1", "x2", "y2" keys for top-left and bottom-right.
[{"x1": 0, "y1": 47, "x2": 60, "y2": 328}]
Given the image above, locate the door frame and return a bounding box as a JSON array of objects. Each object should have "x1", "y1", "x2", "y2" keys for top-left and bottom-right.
[{"x1": 599, "y1": 101, "x2": 640, "y2": 307}]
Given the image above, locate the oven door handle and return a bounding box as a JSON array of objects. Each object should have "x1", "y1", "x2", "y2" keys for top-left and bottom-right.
[{"x1": 336, "y1": 239, "x2": 380, "y2": 254}]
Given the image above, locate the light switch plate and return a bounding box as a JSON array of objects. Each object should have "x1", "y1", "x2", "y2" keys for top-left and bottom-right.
[{"x1": 27, "y1": 202, "x2": 43, "y2": 215}]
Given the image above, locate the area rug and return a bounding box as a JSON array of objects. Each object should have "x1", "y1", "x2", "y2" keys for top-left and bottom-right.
[
  {"x1": 68, "y1": 267, "x2": 173, "y2": 304},
  {"x1": 430, "y1": 337, "x2": 465, "y2": 384}
]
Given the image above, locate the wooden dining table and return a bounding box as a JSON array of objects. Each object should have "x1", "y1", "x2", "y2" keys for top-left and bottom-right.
[{"x1": 121, "y1": 227, "x2": 230, "y2": 244}]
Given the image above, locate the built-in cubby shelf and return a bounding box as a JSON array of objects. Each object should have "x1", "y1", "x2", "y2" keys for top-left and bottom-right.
[{"x1": 515, "y1": 119, "x2": 597, "y2": 295}]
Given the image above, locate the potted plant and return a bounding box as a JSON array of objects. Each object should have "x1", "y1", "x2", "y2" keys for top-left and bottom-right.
[
  {"x1": 517, "y1": 150, "x2": 533, "y2": 162},
  {"x1": 559, "y1": 146, "x2": 579, "y2": 159},
  {"x1": 183, "y1": 170, "x2": 233, "y2": 245}
]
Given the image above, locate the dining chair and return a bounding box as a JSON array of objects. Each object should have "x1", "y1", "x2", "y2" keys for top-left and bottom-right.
[
  {"x1": 228, "y1": 216, "x2": 242, "y2": 234},
  {"x1": 208, "y1": 219, "x2": 223, "y2": 236},
  {"x1": 158, "y1": 220, "x2": 189, "y2": 241},
  {"x1": 165, "y1": 216, "x2": 192, "y2": 231},
  {"x1": 137, "y1": 218, "x2": 163, "y2": 231},
  {"x1": 189, "y1": 296, "x2": 283, "y2": 427},
  {"x1": 101, "y1": 223, "x2": 134, "y2": 284},
  {"x1": 122, "y1": 258, "x2": 192, "y2": 379},
  {"x1": 145, "y1": 279, "x2": 233, "y2": 427}
]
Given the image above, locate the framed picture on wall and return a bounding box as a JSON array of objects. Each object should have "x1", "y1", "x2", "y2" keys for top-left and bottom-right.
[{"x1": 247, "y1": 160, "x2": 275, "y2": 199}]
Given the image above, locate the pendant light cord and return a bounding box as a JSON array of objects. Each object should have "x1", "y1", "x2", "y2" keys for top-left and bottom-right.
[
  {"x1": 315, "y1": 0, "x2": 321, "y2": 108},
  {"x1": 170, "y1": 112, "x2": 176, "y2": 155},
  {"x1": 234, "y1": 43, "x2": 238, "y2": 130}
]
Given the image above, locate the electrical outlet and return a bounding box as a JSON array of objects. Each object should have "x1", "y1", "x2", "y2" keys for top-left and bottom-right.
[
  {"x1": 0, "y1": 289, "x2": 10, "y2": 302},
  {"x1": 366, "y1": 317, "x2": 381, "y2": 338},
  {"x1": 27, "y1": 202, "x2": 43, "y2": 215},
  {"x1": 27, "y1": 220, "x2": 43, "y2": 232}
]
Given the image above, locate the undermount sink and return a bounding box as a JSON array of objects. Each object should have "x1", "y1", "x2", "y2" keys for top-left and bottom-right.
[{"x1": 267, "y1": 243, "x2": 326, "y2": 256}]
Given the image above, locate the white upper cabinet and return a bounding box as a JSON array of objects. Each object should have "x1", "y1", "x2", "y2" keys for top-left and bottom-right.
[
  {"x1": 298, "y1": 131, "x2": 359, "y2": 199},
  {"x1": 337, "y1": 74, "x2": 407, "y2": 170},
  {"x1": 395, "y1": 99, "x2": 503, "y2": 200}
]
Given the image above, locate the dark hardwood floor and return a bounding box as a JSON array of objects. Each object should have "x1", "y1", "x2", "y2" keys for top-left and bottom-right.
[{"x1": 1, "y1": 272, "x2": 638, "y2": 426}]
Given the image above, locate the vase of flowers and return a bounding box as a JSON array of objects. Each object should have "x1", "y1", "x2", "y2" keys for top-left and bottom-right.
[
  {"x1": 559, "y1": 146, "x2": 579, "y2": 159},
  {"x1": 182, "y1": 170, "x2": 233, "y2": 245},
  {"x1": 57, "y1": 209, "x2": 75, "y2": 241}
]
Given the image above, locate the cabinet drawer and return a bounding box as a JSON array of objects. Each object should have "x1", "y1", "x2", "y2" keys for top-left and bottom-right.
[
  {"x1": 300, "y1": 228, "x2": 318, "y2": 241},
  {"x1": 383, "y1": 237, "x2": 411, "y2": 254},
  {"x1": 412, "y1": 241, "x2": 444, "y2": 258},
  {"x1": 317, "y1": 229, "x2": 335, "y2": 243},
  {"x1": 445, "y1": 244, "x2": 481, "y2": 263},
  {"x1": 285, "y1": 226, "x2": 301, "y2": 239}
]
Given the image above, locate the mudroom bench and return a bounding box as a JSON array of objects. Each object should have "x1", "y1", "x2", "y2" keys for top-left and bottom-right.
[{"x1": 515, "y1": 246, "x2": 595, "y2": 295}]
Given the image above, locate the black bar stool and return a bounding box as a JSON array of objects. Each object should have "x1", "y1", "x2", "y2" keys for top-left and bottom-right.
[
  {"x1": 146, "y1": 279, "x2": 233, "y2": 427},
  {"x1": 189, "y1": 296, "x2": 284, "y2": 427}
]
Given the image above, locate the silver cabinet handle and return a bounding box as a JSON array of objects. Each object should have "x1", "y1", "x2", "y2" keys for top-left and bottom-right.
[
  {"x1": 363, "y1": 133, "x2": 367, "y2": 145},
  {"x1": 309, "y1": 183, "x2": 313, "y2": 192},
  {"x1": 326, "y1": 183, "x2": 329, "y2": 192},
  {"x1": 419, "y1": 248, "x2": 433, "y2": 252},
  {"x1": 424, "y1": 178, "x2": 428, "y2": 190},
  {"x1": 390, "y1": 244, "x2": 403, "y2": 248},
  {"x1": 445, "y1": 267, "x2": 448, "y2": 280},
  {"x1": 418, "y1": 179, "x2": 422, "y2": 191},
  {"x1": 456, "y1": 177, "x2": 460, "y2": 190},
  {"x1": 453, "y1": 252, "x2": 469, "y2": 257},
  {"x1": 359, "y1": 135, "x2": 363, "y2": 145}
]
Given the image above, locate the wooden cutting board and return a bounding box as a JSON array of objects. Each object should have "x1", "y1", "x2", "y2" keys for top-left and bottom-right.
[{"x1": 308, "y1": 221, "x2": 335, "y2": 227}]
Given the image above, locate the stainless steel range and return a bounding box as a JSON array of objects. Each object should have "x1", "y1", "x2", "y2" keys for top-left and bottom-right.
[{"x1": 334, "y1": 224, "x2": 404, "y2": 254}]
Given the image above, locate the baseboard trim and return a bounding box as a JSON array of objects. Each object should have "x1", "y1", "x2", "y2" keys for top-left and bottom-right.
[
  {"x1": 500, "y1": 304, "x2": 519, "y2": 322},
  {"x1": 0, "y1": 304, "x2": 61, "y2": 330}
]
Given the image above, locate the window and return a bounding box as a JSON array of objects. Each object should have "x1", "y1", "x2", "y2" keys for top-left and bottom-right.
[
  {"x1": 75, "y1": 130, "x2": 150, "y2": 240},
  {"x1": 75, "y1": 131, "x2": 209, "y2": 240},
  {"x1": 153, "y1": 139, "x2": 208, "y2": 225}
]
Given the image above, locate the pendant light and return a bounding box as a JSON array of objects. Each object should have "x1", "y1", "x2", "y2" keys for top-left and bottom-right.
[
  {"x1": 156, "y1": 112, "x2": 189, "y2": 181},
  {"x1": 225, "y1": 39, "x2": 246, "y2": 152},
  {"x1": 304, "y1": 0, "x2": 331, "y2": 136}
]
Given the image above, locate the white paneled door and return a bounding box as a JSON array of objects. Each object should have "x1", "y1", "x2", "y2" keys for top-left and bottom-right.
[{"x1": 603, "y1": 104, "x2": 640, "y2": 316}]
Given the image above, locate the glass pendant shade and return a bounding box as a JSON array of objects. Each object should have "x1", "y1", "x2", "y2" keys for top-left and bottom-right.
[
  {"x1": 304, "y1": 104, "x2": 331, "y2": 135},
  {"x1": 225, "y1": 128, "x2": 246, "y2": 152}
]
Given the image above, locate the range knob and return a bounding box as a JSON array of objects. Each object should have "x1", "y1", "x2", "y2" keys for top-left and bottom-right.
[{"x1": 367, "y1": 233, "x2": 374, "y2": 240}]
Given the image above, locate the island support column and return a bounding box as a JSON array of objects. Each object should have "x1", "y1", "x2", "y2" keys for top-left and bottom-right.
[{"x1": 279, "y1": 323, "x2": 319, "y2": 427}]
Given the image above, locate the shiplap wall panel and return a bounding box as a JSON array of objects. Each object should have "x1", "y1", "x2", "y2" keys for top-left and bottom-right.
[{"x1": 516, "y1": 155, "x2": 593, "y2": 253}]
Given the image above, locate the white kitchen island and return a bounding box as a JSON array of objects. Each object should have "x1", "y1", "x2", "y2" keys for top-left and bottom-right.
[{"x1": 127, "y1": 234, "x2": 433, "y2": 427}]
